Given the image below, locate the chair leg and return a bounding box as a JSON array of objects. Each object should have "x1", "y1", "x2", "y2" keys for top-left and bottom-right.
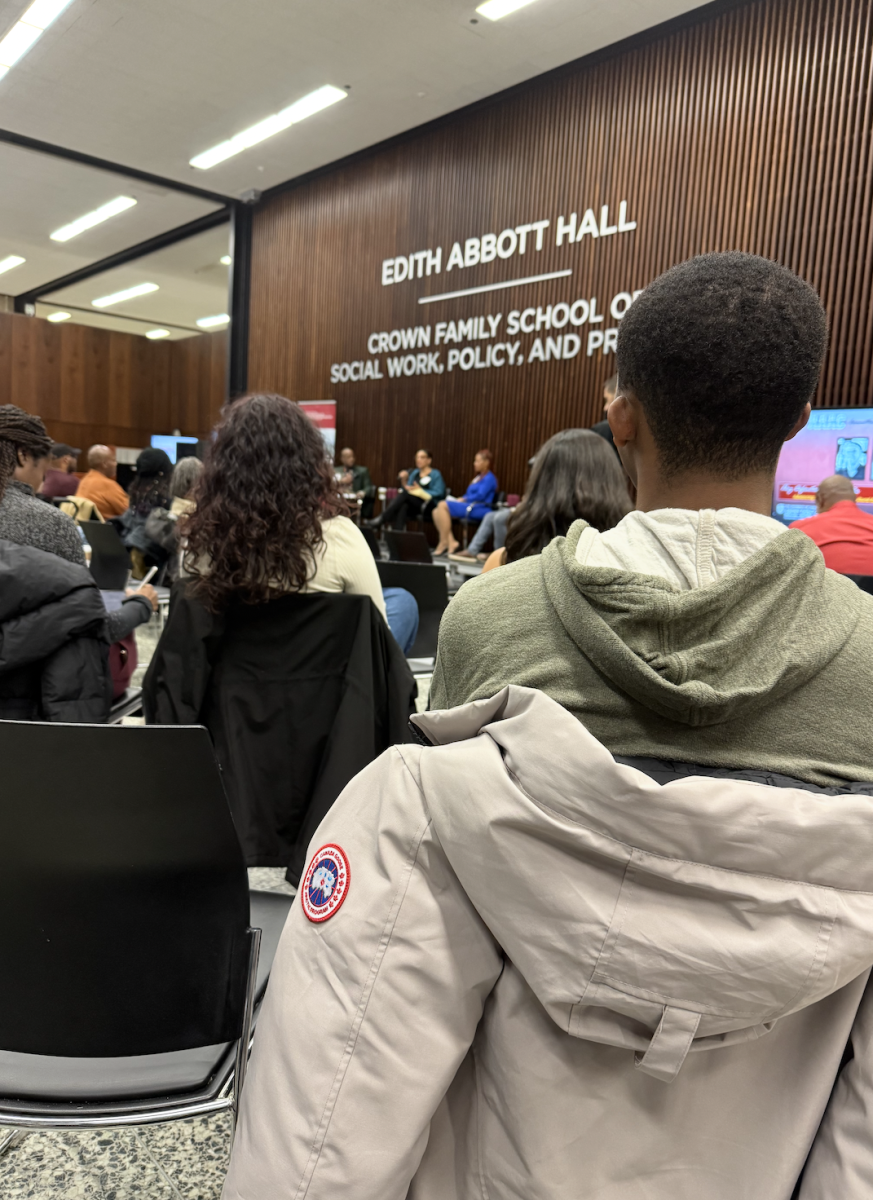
[{"x1": 0, "y1": 1130, "x2": 27, "y2": 1158}]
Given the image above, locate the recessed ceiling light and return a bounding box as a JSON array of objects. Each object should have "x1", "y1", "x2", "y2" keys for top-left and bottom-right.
[
  {"x1": 51, "y1": 196, "x2": 137, "y2": 242},
  {"x1": 92, "y1": 282, "x2": 158, "y2": 308},
  {"x1": 190, "y1": 84, "x2": 347, "y2": 170},
  {"x1": 46, "y1": 310, "x2": 71, "y2": 322},
  {"x1": 145, "y1": 328, "x2": 170, "y2": 340},
  {"x1": 475, "y1": 0, "x2": 538, "y2": 18},
  {"x1": 0, "y1": 0, "x2": 75, "y2": 79},
  {"x1": 220, "y1": 255, "x2": 232, "y2": 265},
  {"x1": 196, "y1": 314, "x2": 230, "y2": 328},
  {"x1": 0, "y1": 254, "x2": 25, "y2": 275}
]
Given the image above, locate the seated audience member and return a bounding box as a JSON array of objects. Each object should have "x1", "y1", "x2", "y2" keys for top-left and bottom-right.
[
  {"x1": 39, "y1": 442, "x2": 81, "y2": 499},
  {"x1": 431, "y1": 449, "x2": 498, "y2": 555},
  {"x1": 0, "y1": 539, "x2": 113, "y2": 721},
  {"x1": 142, "y1": 454, "x2": 204, "y2": 581},
  {"x1": 337, "y1": 446, "x2": 376, "y2": 520},
  {"x1": 480, "y1": 428, "x2": 630, "y2": 572},
  {"x1": 590, "y1": 372, "x2": 619, "y2": 449},
  {"x1": 118, "y1": 447, "x2": 174, "y2": 578},
  {"x1": 0, "y1": 407, "x2": 87, "y2": 565},
  {"x1": 449, "y1": 505, "x2": 512, "y2": 562},
  {"x1": 224, "y1": 254, "x2": 873, "y2": 1200},
  {"x1": 76, "y1": 444, "x2": 129, "y2": 518},
  {"x1": 169, "y1": 452, "x2": 202, "y2": 516},
  {"x1": 790, "y1": 473, "x2": 873, "y2": 573},
  {"x1": 0, "y1": 407, "x2": 156, "y2": 644},
  {"x1": 177, "y1": 394, "x2": 418, "y2": 653},
  {"x1": 367, "y1": 447, "x2": 447, "y2": 531}
]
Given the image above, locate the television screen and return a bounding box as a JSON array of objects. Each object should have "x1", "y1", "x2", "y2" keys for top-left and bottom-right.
[
  {"x1": 150, "y1": 434, "x2": 199, "y2": 464},
  {"x1": 772, "y1": 408, "x2": 873, "y2": 526}
]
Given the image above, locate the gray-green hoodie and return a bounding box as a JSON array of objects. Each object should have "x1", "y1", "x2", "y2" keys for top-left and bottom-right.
[{"x1": 431, "y1": 516, "x2": 873, "y2": 785}]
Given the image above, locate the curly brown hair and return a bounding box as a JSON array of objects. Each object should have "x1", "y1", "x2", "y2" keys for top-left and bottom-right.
[{"x1": 183, "y1": 394, "x2": 346, "y2": 612}]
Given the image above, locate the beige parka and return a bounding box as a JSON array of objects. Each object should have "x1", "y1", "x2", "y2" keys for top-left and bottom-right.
[{"x1": 224, "y1": 687, "x2": 873, "y2": 1199}]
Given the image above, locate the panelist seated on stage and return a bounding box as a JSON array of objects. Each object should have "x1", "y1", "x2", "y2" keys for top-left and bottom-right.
[
  {"x1": 76, "y1": 444, "x2": 129, "y2": 519},
  {"x1": 790, "y1": 474, "x2": 873, "y2": 574},
  {"x1": 368, "y1": 448, "x2": 447, "y2": 530},
  {"x1": 336, "y1": 446, "x2": 376, "y2": 520},
  {"x1": 432, "y1": 448, "x2": 498, "y2": 556}
]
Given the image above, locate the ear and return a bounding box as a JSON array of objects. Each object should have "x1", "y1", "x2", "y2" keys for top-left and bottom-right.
[
  {"x1": 785, "y1": 402, "x2": 812, "y2": 442},
  {"x1": 606, "y1": 392, "x2": 639, "y2": 448}
]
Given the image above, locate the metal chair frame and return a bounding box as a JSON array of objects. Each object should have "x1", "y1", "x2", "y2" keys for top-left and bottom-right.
[{"x1": 0, "y1": 926, "x2": 261, "y2": 1152}]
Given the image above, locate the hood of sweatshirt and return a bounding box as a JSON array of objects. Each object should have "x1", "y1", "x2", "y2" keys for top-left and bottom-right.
[
  {"x1": 537, "y1": 517, "x2": 864, "y2": 726},
  {"x1": 412, "y1": 686, "x2": 873, "y2": 1081}
]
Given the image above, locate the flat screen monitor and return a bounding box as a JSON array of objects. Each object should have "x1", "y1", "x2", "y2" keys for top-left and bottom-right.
[
  {"x1": 772, "y1": 407, "x2": 873, "y2": 526},
  {"x1": 150, "y1": 434, "x2": 198, "y2": 464}
]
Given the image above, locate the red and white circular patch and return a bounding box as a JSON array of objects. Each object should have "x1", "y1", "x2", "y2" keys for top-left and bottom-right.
[{"x1": 301, "y1": 844, "x2": 351, "y2": 923}]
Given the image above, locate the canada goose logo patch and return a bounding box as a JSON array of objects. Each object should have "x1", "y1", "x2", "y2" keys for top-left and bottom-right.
[{"x1": 302, "y1": 844, "x2": 350, "y2": 923}]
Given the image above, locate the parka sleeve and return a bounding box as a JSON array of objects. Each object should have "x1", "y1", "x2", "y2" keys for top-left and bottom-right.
[
  {"x1": 222, "y1": 748, "x2": 504, "y2": 1200},
  {"x1": 799, "y1": 970, "x2": 873, "y2": 1199}
]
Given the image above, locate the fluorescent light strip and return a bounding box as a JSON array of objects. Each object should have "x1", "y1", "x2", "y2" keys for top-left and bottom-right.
[
  {"x1": 0, "y1": 254, "x2": 25, "y2": 275},
  {"x1": 0, "y1": 0, "x2": 75, "y2": 75},
  {"x1": 51, "y1": 195, "x2": 137, "y2": 242},
  {"x1": 145, "y1": 329, "x2": 170, "y2": 340},
  {"x1": 46, "y1": 310, "x2": 71, "y2": 322},
  {"x1": 476, "y1": 0, "x2": 538, "y2": 18},
  {"x1": 92, "y1": 282, "x2": 158, "y2": 308},
  {"x1": 196, "y1": 314, "x2": 229, "y2": 328},
  {"x1": 190, "y1": 84, "x2": 347, "y2": 170}
]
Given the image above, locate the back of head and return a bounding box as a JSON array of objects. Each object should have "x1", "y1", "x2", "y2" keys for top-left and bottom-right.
[
  {"x1": 171, "y1": 454, "x2": 203, "y2": 501},
  {"x1": 816, "y1": 473, "x2": 857, "y2": 511},
  {"x1": 0, "y1": 405, "x2": 52, "y2": 498},
  {"x1": 184, "y1": 393, "x2": 345, "y2": 612},
  {"x1": 505, "y1": 429, "x2": 631, "y2": 562},
  {"x1": 616, "y1": 252, "x2": 828, "y2": 479},
  {"x1": 130, "y1": 447, "x2": 173, "y2": 516},
  {"x1": 87, "y1": 444, "x2": 112, "y2": 472}
]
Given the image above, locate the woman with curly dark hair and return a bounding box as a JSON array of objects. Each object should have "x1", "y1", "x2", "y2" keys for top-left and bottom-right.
[
  {"x1": 181, "y1": 394, "x2": 416, "y2": 647},
  {"x1": 481, "y1": 428, "x2": 631, "y2": 572}
]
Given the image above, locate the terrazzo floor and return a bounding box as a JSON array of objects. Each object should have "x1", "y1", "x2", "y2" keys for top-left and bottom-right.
[{"x1": 2, "y1": 610, "x2": 431, "y2": 1197}]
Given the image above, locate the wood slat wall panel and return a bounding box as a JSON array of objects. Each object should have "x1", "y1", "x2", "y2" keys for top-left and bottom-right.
[
  {"x1": 248, "y1": 0, "x2": 873, "y2": 497},
  {"x1": 0, "y1": 312, "x2": 227, "y2": 451}
]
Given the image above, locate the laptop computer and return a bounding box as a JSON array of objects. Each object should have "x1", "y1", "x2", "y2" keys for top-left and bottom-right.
[{"x1": 384, "y1": 530, "x2": 433, "y2": 563}]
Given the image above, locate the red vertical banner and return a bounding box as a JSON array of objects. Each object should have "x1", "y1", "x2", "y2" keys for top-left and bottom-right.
[{"x1": 299, "y1": 401, "x2": 336, "y2": 459}]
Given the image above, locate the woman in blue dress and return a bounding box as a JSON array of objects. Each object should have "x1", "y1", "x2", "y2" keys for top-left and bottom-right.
[{"x1": 432, "y1": 449, "x2": 498, "y2": 556}]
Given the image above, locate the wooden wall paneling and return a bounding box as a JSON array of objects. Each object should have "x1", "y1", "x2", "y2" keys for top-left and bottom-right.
[
  {"x1": 0, "y1": 312, "x2": 226, "y2": 451},
  {"x1": 247, "y1": 0, "x2": 873, "y2": 497}
]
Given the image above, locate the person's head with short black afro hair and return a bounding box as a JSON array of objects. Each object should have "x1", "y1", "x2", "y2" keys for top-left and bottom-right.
[{"x1": 616, "y1": 252, "x2": 828, "y2": 481}]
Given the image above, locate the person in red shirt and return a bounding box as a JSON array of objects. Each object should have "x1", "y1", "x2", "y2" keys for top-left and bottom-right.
[{"x1": 790, "y1": 474, "x2": 873, "y2": 573}]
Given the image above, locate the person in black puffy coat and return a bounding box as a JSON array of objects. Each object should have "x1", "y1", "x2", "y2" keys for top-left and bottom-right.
[{"x1": 0, "y1": 538, "x2": 111, "y2": 722}]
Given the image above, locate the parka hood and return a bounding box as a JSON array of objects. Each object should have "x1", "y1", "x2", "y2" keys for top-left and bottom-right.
[
  {"x1": 412, "y1": 687, "x2": 873, "y2": 1081},
  {"x1": 533, "y1": 520, "x2": 864, "y2": 726}
]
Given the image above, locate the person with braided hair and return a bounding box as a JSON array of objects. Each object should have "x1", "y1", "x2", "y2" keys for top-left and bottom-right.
[
  {"x1": 0, "y1": 405, "x2": 157, "y2": 650},
  {"x1": 0, "y1": 405, "x2": 84, "y2": 565}
]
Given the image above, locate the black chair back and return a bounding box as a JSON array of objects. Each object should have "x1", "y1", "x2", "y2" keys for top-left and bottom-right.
[
  {"x1": 376, "y1": 560, "x2": 449, "y2": 657},
  {"x1": 360, "y1": 525, "x2": 381, "y2": 559},
  {"x1": 0, "y1": 722, "x2": 250, "y2": 1059},
  {"x1": 384, "y1": 530, "x2": 433, "y2": 563},
  {"x1": 82, "y1": 520, "x2": 131, "y2": 590}
]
